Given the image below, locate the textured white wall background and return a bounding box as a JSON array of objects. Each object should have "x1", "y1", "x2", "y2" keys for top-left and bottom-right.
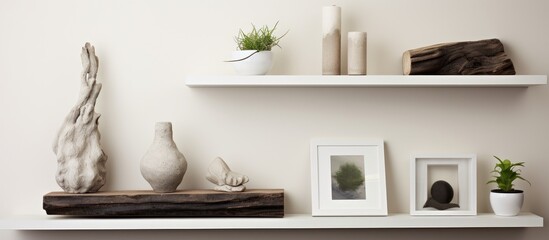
[{"x1": 1, "y1": 0, "x2": 548, "y2": 239}]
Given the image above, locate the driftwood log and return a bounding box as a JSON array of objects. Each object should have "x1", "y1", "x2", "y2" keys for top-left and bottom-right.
[
  {"x1": 52, "y1": 43, "x2": 107, "y2": 193},
  {"x1": 43, "y1": 189, "x2": 284, "y2": 217},
  {"x1": 403, "y1": 39, "x2": 515, "y2": 75}
]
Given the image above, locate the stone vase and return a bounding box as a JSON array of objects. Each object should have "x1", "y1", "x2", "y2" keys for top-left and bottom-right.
[{"x1": 140, "y1": 122, "x2": 187, "y2": 193}]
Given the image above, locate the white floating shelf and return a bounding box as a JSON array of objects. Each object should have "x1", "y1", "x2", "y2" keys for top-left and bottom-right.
[
  {"x1": 185, "y1": 75, "x2": 547, "y2": 88},
  {"x1": 0, "y1": 213, "x2": 542, "y2": 230}
]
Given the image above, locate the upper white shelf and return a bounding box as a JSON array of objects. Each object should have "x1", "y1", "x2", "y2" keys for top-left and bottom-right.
[
  {"x1": 0, "y1": 213, "x2": 542, "y2": 230},
  {"x1": 185, "y1": 75, "x2": 547, "y2": 88}
]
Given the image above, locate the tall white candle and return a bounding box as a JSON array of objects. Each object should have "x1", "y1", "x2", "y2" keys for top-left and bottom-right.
[
  {"x1": 322, "y1": 5, "x2": 341, "y2": 75},
  {"x1": 348, "y1": 32, "x2": 367, "y2": 75}
]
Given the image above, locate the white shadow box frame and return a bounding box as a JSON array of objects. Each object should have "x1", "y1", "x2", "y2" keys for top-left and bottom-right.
[
  {"x1": 311, "y1": 139, "x2": 387, "y2": 216},
  {"x1": 410, "y1": 154, "x2": 477, "y2": 216}
]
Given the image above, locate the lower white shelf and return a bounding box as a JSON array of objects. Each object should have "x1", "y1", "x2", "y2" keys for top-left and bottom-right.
[{"x1": 0, "y1": 213, "x2": 542, "y2": 230}]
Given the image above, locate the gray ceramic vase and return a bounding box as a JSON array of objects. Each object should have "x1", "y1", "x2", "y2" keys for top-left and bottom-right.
[{"x1": 140, "y1": 122, "x2": 187, "y2": 193}]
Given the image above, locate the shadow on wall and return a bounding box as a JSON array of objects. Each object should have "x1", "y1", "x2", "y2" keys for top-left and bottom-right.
[{"x1": 17, "y1": 228, "x2": 530, "y2": 240}]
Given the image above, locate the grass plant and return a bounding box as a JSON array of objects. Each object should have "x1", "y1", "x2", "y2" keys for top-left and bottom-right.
[
  {"x1": 235, "y1": 21, "x2": 288, "y2": 51},
  {"x1": 487, "y1": 156, "x2": 530, "y2": 192}
]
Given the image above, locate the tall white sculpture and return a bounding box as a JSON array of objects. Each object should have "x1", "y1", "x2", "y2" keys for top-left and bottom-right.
[{"x1": 52, "y1": 42, "x2": 107, "y2": 193}]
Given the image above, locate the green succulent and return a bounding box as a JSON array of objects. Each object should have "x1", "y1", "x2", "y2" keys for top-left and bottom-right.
[
  {"x1": 487, "y1": 156, "x2": 531, "y2": 192},
  {"x1": 334, "y1": 163, "x2": 365, "y2": 192},
  {"x1": 235, "y1": 21, "x2": 288, "y2": 51}
]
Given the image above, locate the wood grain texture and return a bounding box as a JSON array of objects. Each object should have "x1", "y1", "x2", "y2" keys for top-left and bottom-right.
[
  {"x1": 403, "y1": 39, "x2": 515, "y2": 75},
  {"x1": 43, "y1": 189, "x2": 284, "y2": 217}
]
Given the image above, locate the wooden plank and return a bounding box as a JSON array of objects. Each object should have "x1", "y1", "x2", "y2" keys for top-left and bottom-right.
[
  {"x1": 403, "y1": 39, "x2": 515, "y2": 75},
  {"x1": 43, "y1": 189, "x2": 284, "y2": 218}
]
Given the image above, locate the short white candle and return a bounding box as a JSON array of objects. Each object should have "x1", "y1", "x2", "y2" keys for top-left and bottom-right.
[{"x1": 347, "y1": 32, "x2": 367, "y2": 75}]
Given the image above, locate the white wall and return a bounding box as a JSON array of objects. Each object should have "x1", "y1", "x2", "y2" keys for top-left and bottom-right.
[{"x1": 1, "y1": 0, "x2": 547, "y2": 239}]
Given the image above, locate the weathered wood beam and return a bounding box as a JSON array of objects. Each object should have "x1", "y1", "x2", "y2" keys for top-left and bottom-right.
[
  {"x1": 403, "y1": 39, "x2": 515, "y2": 75},
  {"x1": 43, "y1": 189, "x2": 284, "y2": 217}
]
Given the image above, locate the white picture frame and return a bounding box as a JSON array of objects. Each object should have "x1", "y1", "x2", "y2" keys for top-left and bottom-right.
[
  {"x1": 410, "y1": 154, "x2": 477, "y2": 216},
  {"x1": 311, "y1": 139, "x2": 387, "y2": 216}
]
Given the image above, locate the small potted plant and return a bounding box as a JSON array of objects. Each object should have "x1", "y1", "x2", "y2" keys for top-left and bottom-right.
[
  {"x1": 229, "y1": 22, "x2": 287, "y2": 75},
  {"x1": 487, "y1": 156, "x2": 531, "y2": 216}
]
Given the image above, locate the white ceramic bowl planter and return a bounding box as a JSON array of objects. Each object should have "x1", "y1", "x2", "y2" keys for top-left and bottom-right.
[
  {"x1": 231, "y1": 50, "x2": 273, "y2": 75},
  {"x1": 490, "y1": 190, "x2": 524, "y2": 216}
]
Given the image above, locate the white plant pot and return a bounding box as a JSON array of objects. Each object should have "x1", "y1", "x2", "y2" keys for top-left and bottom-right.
[
  {"x1": 231, "y1": 50, "x2": 273, "y2": 75},
  {"x1": 490, "y1": 190, "x2": 524, "y2": 216}
]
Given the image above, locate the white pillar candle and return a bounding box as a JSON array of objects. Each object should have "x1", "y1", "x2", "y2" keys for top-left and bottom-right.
[
  {"x1": 347, "y1": 32, "x2": 367, "y2": 75},
  {"x1": 322, "y1": 5, "x2": 341, "y2": 75}
]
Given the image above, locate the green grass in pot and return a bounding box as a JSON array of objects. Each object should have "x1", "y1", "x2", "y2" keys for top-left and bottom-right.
[
  {"x1": 487, "y1": 156, "x2": 531, "y2": 193},
  {"x1": 235, "y1": 21, "x2": 288, "y2": 51}
]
